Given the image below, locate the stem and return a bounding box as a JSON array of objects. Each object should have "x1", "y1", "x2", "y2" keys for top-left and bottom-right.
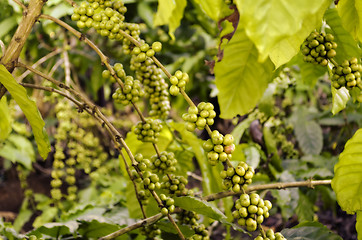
[
  {"x1": 98, "y1": 213, "x2": 164, "y2": 240},
  {"x1": 203, "y1": 179, "x2": 332, "y2": 202},
  {"x1": 0, "y1": 0, "x2": 46, "y2": 98},
  {"x1": 329, "y1": 58, "x2": 339, "y2": 67},
  {"x1": 119, "y1": 151, "x2": 147, "y2": 219}
]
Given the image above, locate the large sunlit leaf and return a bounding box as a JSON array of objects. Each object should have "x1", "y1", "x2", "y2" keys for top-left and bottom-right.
[
  {"x1": 235, "y1": 0, "x2": 330, "y2": 64},
  {"x1": 0, "y1": 96, "x2": 11, "y2": 141},
  {"x1": 281, "y1": 221, "x2": 342, "y2": 240},
  {"x1": 0, "y1": 65, "x2": 50, "y2": 159},
  {"x1": 153, "y1": 0, "x2": 187, "y2": 40},
  {"x1": 194, "y1": 0, "x2": 232, "y2": 21},
  {"x1": 332, "y1": 128, "x2": 362, "y2": 214},
  {"x1": 331, "y1": 87, "x2": 350, "y2": 115},
  {"x1": 337, "y1": 0, "x2": 362, "y2": 42},
  {"x1": 214, "y1": 25, "x2": 274, "y2": 119},
  {"x1": 325, "y1": 8, "x2": 362, "y2": 63}
]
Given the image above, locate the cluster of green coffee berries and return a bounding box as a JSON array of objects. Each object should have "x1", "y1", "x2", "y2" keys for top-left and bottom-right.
[
  {"x1": 254, "y1": 229, "x2": 286, "y2": 240},
  {"x1": 149, "y1": 151, "x2": 177, "y2": 174},
  {"x1": 189, "y1": 224, "x2": 210, "y2": 240},
  {"x1": 182, "y1": 102, "x2": 216, "y2": 131},
  {"x1": 131, "y1": 49, "x2": 171, "y2": 119},
  {"x1": 301, "y1": 31, "x2": 337, "y2": 66},
  {"x1": 202, "y1": 131, "x2": 235, "y2": 165},
  {"x1": 220, "y1": 162, "x2": 254, "y2": 192},
  {"x1": 142, "y1": 170, "x2": 161, "y2": 191},
  {"x1": 72, "y1": 0, "x2": 127, "y2": 40},
  {"x1": 141, "y1": 224, "x2": 161, "y2": 239},
  {"x1": 169, "y1": 70, "x2": 190, "y2": 96},
  {"x1": 134, "y1": 118, "x2": 162, "y2": 143},
  {"x1": 161, "y1": 175, "x2": 190, "y2": 196},
  {"x1": 112, "y1": 76, "x2": 144, "y2": 105},
  {"x1": 159, "y1": 194, "x2": 175, "y2": 215},
  {"x1": 132, "y1": 42, "x2": 162, "y2": 62},
  {"x1": 331, "y1": 57, "x2": 362, "y2": 90},
  {"x1": 177, "y1": 210, "x2": 200, "y2": 226},
  {"x1": 233, "y1": 193, "x2": 272, "y2": 232}
]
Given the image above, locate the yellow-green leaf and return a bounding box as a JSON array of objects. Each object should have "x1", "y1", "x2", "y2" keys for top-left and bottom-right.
[
  {"x1": 332, "y1": 128, "x2": 362, "y2": 214},
  {"x1": 337, "y1": 0, "x2": 362, "y2": 42},
  {"x1": 0, "y1": 65, "x2": 50, "y2": 159},
  {"x1": 194, "y1": 0, "x2": 232, "y2": 21},
  {"x1": 235, "y1": 0, "x2": 330, "y2": 64},
  {"x1": 214, "y1": 25, "x2": 274, "y2": 119},
  {"x1": 357, "y1": 211, "x2": 362, "y2": 240},
  {"x1": 154, "y1": 0, "x2": 187, "y2": 40},
  {"x1": 331, "y1": 87, "x2": 350, "y2": 115},
  {"x1": 0, "y1": 96, "x2": 11, "y2": 141}
]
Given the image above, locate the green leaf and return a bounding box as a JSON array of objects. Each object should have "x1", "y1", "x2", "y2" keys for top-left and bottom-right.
[
  {"x1": 33, "y1": 207, "x2": 58, "y2": 228},
  {"x1": 292, "y1": 108, "x2": 323, "y2": 155},
  {"x1": 235, "y1": 0, "x2": 330, "y2": 65},
  {"x1": 325, "y1": 8, "x2": 362, "y2": 63},
  {"x1": 153, "y1": 0, "x2": 187, "y2": 40},
  {"x1": 157, "y1": 220, "x2": 194, "y2": 238},
  {"x1": 337, "y1": 0, "x2": 362, "y2": 42},
  {"x1": 174, "y1": 196, "x2": 227, "y2": 221},
  {"x1": 78, "y1": 219, "x2": 121, "y2": 238},
  {"x1": 0, "y1": 96, "x2": 12, "y2": 141},
  {"x1": 30, "y1": 222, "x2": 78, "y2": 238},
  {"x1": 169, "y1": 122, "x2": 222, "y2": 195},
  {"x1": 296, "y1": 191, "x2": 314, "y2": 222},
  {"x1": 0, "y1": 16, "x2": 18, "y2": 39},
  {"x1": 0, "y1": 65, "x2": 50, "y2": 159},
  {"x1": 242, "y1": 145, "x2": 261, "y2": 170},
  {"x1": 214, "y1": 25, "x2": 274, "y2": 119},
  {"x1": 332, "y1": 87, "x2": 350, "y2": 115},
  {"x1": 231, "y1": 117, "x2": 253, "y2": 144},
  {"x1": 13, "y1": 200, "x2": 32, "y2": 232},
  {"x1": 0, "y1": 134, "x2": 35, "y2": 169},
  {"x1": 332, "y1": 128, "x2": 362, "y2": 214},
  {"x1": 357, "y1": 211, "x2": 362, "y2": 240},
  {"x1": 194, "y1": 0, "x2": 232, "y2": 21},
  {"x1": 281, "y1": 221, "x2": 342, "y2": 240},
  {"x1": 293, "y1": 53, "x2": 327, "y2": 87},
  {"x1": 263, "y1": 119, "x2": 282, "y2": 171}
]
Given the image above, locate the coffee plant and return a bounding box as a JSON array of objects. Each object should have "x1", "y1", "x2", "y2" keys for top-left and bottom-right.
[{"x1": 0, "y1": 0, "x2": 362, "y2": 240}]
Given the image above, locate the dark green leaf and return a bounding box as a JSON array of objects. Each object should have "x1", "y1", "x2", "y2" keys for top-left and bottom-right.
[
  {"x1": 294, "y1": 53, "x2": 327, "y2": 87},
  {"x1": 332, "y1": 128, "x2": 362, "y2": 214},
  {"x1": 157, "y1": 220, "x2": 194, "y2": 238},
  {"x1": 214, "y1": 25, "x2": 274, "y2": 119},
  {"x1": 263, "y1": 120, "x2": 282, "y2": 171},
  {"x1": 30, "y1": 222, "x2": 78, "y2": 238},
  {"x1": 174, "y1": 196, "x2": 226, "y2": 221},
  {"x1": 281, "y1": 221, "x2": 342, "y2": 240},
  {"x1": 296, "y1": 191, "x2": 314, "y2": 222},
  {"x1": 0, "y1": 65, "x2": 50, "y2": 159},
  {"x1": 78, "y1": 219, "x2": 121, "y2": 238},
  {"x1": 291, "y1": 108, "x2": 323, "y2": 155}
]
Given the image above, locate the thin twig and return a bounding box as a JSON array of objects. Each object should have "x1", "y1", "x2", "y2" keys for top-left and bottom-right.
[
  {"x1": 17, "y1": 48, "x2": 63, "y2": 81},
  {"x1": 12, "y1": 0, "x2": 26, "y2": 9},
  {"x1": 202, "y1": 179, "x2": 332, "y2": 202}
]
